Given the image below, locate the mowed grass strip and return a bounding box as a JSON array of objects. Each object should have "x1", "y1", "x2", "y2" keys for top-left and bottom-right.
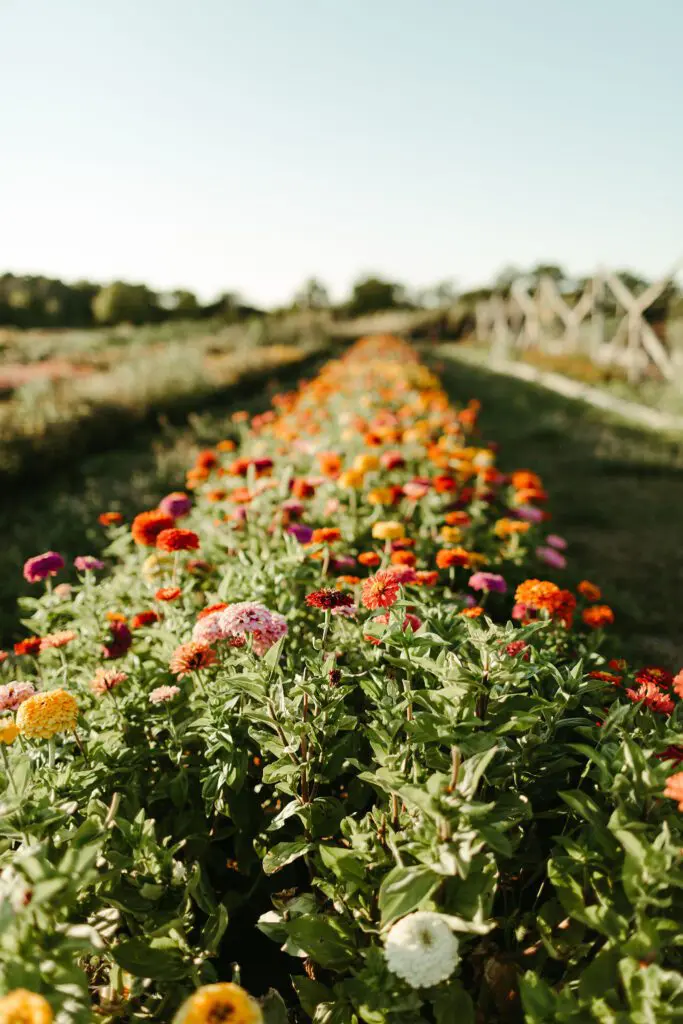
[{"x1": 434, "y1": 348, "x2": 683, "y2": 667}]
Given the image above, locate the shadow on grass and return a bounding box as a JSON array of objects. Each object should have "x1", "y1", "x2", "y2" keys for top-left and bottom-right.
[{"x1": 435, "y1": 351, "x2": 683, "y2": 667}]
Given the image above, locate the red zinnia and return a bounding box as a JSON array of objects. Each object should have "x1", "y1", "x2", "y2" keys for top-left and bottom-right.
[
  {"x1": 131, "y1": 510, "x2": 175, "y2": 547},
  {"x1": 155, "y1": 587, "x2": 182, "y2": 602},
  {"x1": 131, "y1": 610, "x2": 160, "y2": 629},
  {"x1": 305, "y1": 589, "x2": 355, "y2": 610},
  {"x1": 14, "y1": 637, "x2": 42, "y2": 657},
  {"x1": 156, "y1": 528, "x2": 200, "y2": 553},
  {"x1": 414, "y1": 570, "x2": 439, "y2": 587},
  {"x1": 198, "y1": 602, "x2": 229, "y2": 620},
  {"x1": 361, "y1": 570, "x2": 401, "y2": 610}
]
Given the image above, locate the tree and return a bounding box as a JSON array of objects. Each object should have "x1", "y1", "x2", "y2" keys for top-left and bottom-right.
[
  {"x1": 170, "y1": 290, "x2": 199, "y2": 317},
  {"x1": 92, "y1": 282, "x2": 160, "y2": 325},
  {"x1": 344, "y1": 275, "x2": 409, "y2": 318},
  {"x1": 293, "y1": 277, "x2": 330, "y2": 311}
]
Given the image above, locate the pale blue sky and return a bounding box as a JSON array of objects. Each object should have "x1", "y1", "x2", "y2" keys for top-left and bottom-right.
[{"x1": 1, "y1": 1, "x2": 681, "y2": 304}]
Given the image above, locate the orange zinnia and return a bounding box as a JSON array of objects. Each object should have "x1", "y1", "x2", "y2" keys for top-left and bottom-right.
[
  {"x1": 156, "y1": 528, "x2": 200, "y2": 552},
  {"x1": 358, "y1": 552, "x2": 381, "y2": 567},
  {"x1": 582, "y1": 605, "x2": 614, "y2": 629},
  {"x1": 131, "y1": 510, "x2": 175, "y2": 547},
  {"x1": 436, "y1": 547, "x2": 472, "y2": 569},
  {"x1": 663, "y1": 771, "x2": 683, "y2": 811},
  {"x1": 99, "y1": 511, "x2": 123, "y2": 526},
  {"x1": 169, "y1": 641, "x2": 217, "y2": 678},
  {"x1": 311, "y1": 527, "x2": 341, "y2": 544},
  {"x1": 578, "y1": 580, "x2": 602, "y2": 602},
  {"x1": 361, "y1": 570, "x2": 401, "y2": 610},
  {"x1": 514, "y1": 579, "x2": 560, "y2": 613}
]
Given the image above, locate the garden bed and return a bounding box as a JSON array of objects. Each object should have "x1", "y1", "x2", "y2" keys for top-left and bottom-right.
[{"x1": 0, "y1": 336, "x2": 682, "y2": 1022}]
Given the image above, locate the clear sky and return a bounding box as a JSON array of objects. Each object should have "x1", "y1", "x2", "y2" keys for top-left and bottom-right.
[{"x1": 1, "y1": 0, "x2": 681, "y2": 305}]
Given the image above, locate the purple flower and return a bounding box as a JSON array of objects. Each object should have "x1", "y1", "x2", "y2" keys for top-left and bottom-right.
[
  {"x1": 536, "y1": 546, "x2": 567, "y2": 569},
  {"x1": 287, "y1": 523, "x2": 314, "y2": 544},
  {"x1": 74, "y1": 555, "x2": 104, "y2": 572},
  {"x1": 545, "y1": 534, "x2": 567, "y2": 550},
  {"x1": 159, "y1": 492, "x2": 192, "y2": 518},
  {"x1": 515, "y1": 505, "x2": 544, "y2": 523},
  {"x1": 468, "y1": 571, "x2": 507, "y2": 594},
  {"x1": 23, "y1": 551, "x2": 65, "y2": 583},
  {"x1": 330, "y1": 555, "x2": 357, "y2": 572}
]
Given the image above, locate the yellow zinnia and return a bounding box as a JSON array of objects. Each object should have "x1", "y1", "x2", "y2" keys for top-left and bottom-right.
[
  {"x1": 16, "y1": 690, "x2": 78, "y2": 740},
  {"x1": 173, "y1": 983, "x2": 262, "y2": 1024},
  {"x1": 0, "y1": 989, "x2": 53, "y2": 1024},
  {"x1": 367, "y1": 487, "x2": 394, "y2": 506},
  {"x1": 337, "y1": 469, "x2": 365, "y2": 490},
  {"x1": 0, "y1": 721, "x2": 19, "y2": 746},
  {"x1": 352, "y1": 453, "x2": 379, "y2": 473},
  {"x1": 372, "y1": 521, "x2": 405, "y2": 541}
]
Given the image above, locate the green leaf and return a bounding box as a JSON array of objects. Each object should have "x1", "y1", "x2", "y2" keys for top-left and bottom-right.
[
  {"x1": 378, "y1": 865, "x2": 439, "y2": 927},
  {"x1": 431, "y1": 982, "x2": 475, "y2": 1024},
  {"x1": 260, "y1": 989, "x2": 289, "y2": 1024},
  {"x1": 285, "y1": 915, "x2": 356, "y2": 968},
  {"x1": 263, "y1": 840, "x2": 312, "y2": 875},
  {"x1": 519, "y1": 972, "x2": 557, "y2": 1022},
  {"x1": 202, "y1": 903, "x2": 229, "y2": 953},
  {"x1": 459, "y1": 747, "x2": 498, "y2": 799},
  {"x1": 291, "y1": 977, "x2": 333, "y2": 1018},
  {"x1": 113, "y1": 938, "x2": 187, "y2": 980},
  {"x1": 319, "y1": 846, "x2": 367, "y2": 884}
]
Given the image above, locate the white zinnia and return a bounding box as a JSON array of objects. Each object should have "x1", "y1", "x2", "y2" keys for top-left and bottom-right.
[{"x1": 384, "y1": 911, "x2": 460, "y2": 989}]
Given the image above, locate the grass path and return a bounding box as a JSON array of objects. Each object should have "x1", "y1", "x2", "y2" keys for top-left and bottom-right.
[{"x1": 434, "y1": 348, "x2": 683, "y2": 667}]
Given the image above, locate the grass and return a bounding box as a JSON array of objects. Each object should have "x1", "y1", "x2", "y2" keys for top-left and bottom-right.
[
  {"x1": 432, "y1": 348, "x2": 683, "y2": 667},
  {"x1": 0, "y1": 354, "x2": 328, "y2": 645}
]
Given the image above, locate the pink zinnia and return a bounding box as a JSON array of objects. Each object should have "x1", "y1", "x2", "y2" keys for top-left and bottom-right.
[
  {"x1": 536, "y1": 546, "x2": 567, "y2": 569},
  {"x1": 545, "y1": 534, "x2": 567, "y2": 551},
  {"x1": 159, "y1": 491, "x2": 192, "y2": 518},
  {"x1": 74, "y1": 555, "x2": 104, "y2": 571},
  {"x1": 468, "y1": 572, "x2": 507, "y2": 594},
  {"x1": 0, "y1": 681, "x2": 35, "y2": 712},
  {"x1": 217, "y1": 601, "x2": 288, "y2": 656},
  {"x1": 515, "y1": 505, "x2": 544, "y2": 523},
  {"x1": 149, "y1": 685, "x2": 180, "y2": 704},
  {"x1": 23, "y1": 551, "x2": 65, "y2": 583}
]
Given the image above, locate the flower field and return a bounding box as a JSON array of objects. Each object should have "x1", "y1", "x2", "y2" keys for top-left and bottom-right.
[{"x1": 1, "y1": 334, "x2": 682, "y2": 1023}]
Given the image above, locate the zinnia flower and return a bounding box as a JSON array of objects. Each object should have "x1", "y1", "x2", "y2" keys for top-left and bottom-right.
[
  {"x1": 305, "y1": 589, "x2": 355, "y2": 611},
  {"x1": 217, "y1": 602, "x2": 288, "y2": 656},
  {"x1": 505, "y1": 640, "x2": 528, "y2": 658},
  {"x1": 673, "y1": 670, "x2": 683, "y2": 699},
  {"x1": 582, "y1": 605, "x2": 614, "y2": 629},
  {"x1": 130, "y1": 610, "x2": 160, "y2": 629},
  {"x1": 0, "y1": 721, "x2": 19, "y2": 745},
  {"x1": 663, "y1": 771, "x2": 683, "y2": 811},
  {"x1": 0, "y1": 989, "x2": 53, "y2": 1024},
  {"x1": 0, "y1": 682, "x2": 35, "y2": 712},
  {"x1": 16, "y1": 689, "x2": 78, "y2": 739},
  {"x1": 131, "y1": 510, "x2": 175, "y2": 547},
  {"x1": 74, "y1": 556, "x2": 104, "y2": 571},
  {"x1": 468, "y1": 572, "x2": 506, "y2": 594},
  {"x1": 514, "y1": 579, "x2": 560, "y2": 613},
  {"x1": 536, "y1": 546, "x2": 567, "y2": 569},
  {"x1": 361, "y1": 570, "x2": 401, "y2": 610},
  {"x1": 102, "y1": 622, "x2": 133, "y2": 660},
  {"x1": 625, "y1": 681, "x2": 674, "y2": 715},
  {"x1": 13, "y1": 637, "x2": 42, "y2": 657},
  {"x1": 39, "y1": 630, "x2": 77, "y2": 651},
  {"x1": 578, "y1": 580, "x2": 602, "y2": 602},
  {"x1": 358, "y1": 552, "x2": 381, "y2": 567},
  {"x1": 159, "y1": 491, "x2": 192, "y2": 518},
  {"x1": 156, "y1": 528, "x2": 200, "y2": 553},
  {"x1": 23, "y1": 551, "x2": 65, "y2": 583},
  {"x1": 169, "y1": 641, "x2": 218, "y2": 678},
  {"x1": 372, "y1": 521, "x2": 405, "y2": 541},
  {"x1": 150, "y1": 685, "x2": 181, "y2": 704},
  {"x1": 90, "y1": 669, "x2": 127, "y2": 696},
  {"x1": 384, "y1": 911, "x2": 460, "y2": 989},
  {"x1": 287, "y1": 523, "x2": 314, "y2": 544},
  {"x1": 310, "y1": 527, "x2": 341, "y2": 545},
  {"x1": 98, "y1": 511, "x2": 123, "y2": 526},
  {"x1": 172, "y1": 982, "x2": 262, "y2": 1024},
  {"x1": 155, "y1": 587, "x2": 182, "y2": 602},
  {"x1": 436, "y1": 547, "x2": 473, "y2": 570}
]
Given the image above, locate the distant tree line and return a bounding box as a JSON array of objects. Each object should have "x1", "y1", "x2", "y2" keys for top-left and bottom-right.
[
  {"x1": 0, "y1": 274, "x2": 263, "y2": 329},
  {"x1": 2, "y1": 265, "x2": 682, "y2": 330}
]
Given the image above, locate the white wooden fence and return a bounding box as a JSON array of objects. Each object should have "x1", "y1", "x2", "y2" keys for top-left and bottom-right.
[{"x1": 474, "y1": 265, "x2": 682, "y2": 383}]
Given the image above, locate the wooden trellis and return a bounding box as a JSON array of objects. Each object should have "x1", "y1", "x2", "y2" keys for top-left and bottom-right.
[{"x1": 474, "y1": 265, "x2": 681, "y2": 382}]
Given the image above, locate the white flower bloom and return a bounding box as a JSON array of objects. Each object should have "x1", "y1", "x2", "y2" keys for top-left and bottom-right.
[{"x1": 384, "y1": 911, "x2": 460, "y2": 989}]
